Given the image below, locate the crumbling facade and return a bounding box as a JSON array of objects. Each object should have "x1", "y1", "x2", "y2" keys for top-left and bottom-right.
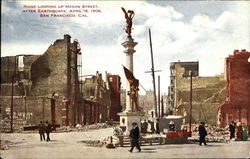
[
  {"x1": 217, "y1": 49, "x2": 250, "y2": 127},
  {"x1": 81, "y1": 72, "x2": 122, "y2": 122},
  {"x1": 168, "y1": 61, "x2": 199, "y2": 110},
  {"x1": 106, "y1": 73, "x2": 122, "y2": 121},
  {"x1": 81, "y1": 72, "x2": 110, "y2": 123},
  {"x1": 168, "y1": 61, "x2": 226, "y2": 125},
  {"x1": 1, "y1": 35, "x2": 82, "y2": 130}
]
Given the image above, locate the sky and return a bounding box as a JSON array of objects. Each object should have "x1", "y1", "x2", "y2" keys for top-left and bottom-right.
[{"x1": 1, "y1": 1, "x2": 250, "y2": 95}]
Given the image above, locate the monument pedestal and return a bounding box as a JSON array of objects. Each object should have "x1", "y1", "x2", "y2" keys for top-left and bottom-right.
[
  {"x1": 118, "y1": 111, "x2": 144, "y2": 135},
  {"x1": 119, "y1": 34, "x2": 145, "y2": 135}
]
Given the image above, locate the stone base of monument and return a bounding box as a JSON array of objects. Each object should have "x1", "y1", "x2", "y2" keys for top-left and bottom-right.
[{"x1": 118, "y1": 111, "x2": 145, "y2": 135}]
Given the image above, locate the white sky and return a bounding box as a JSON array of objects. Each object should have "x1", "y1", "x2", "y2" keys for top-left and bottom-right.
[{"x1": 1, "y1": 1, "x2": 250, "y2": 95}]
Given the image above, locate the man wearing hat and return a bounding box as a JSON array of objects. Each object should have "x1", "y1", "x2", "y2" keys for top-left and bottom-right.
[
  {"x1": 169, "y1": 121, "x2": 175, "y2": 132},
  {"x1": 128, "y1": 122, "x2": 141, "y2": 153},
  {"x1": 198, "y1": 121, "x2": 207, "y2": 145}
]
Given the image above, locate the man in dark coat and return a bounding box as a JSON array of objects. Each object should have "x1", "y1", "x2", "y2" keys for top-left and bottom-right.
[
  {"x1": 38, "y1": 121, "x2": 45, "y2": 141},
  {"x1": 198, "y1": 122, "x2": 207, "y2": 145},
  {"x1": 45, "y1": 121, "x2": 52, "y2": 142},
  {"x1": 229, "y1": 121, "x2": 236, "y2": 139},
  {"x1": 128, "y1": 122, "x2": 141, "y2": 153}
]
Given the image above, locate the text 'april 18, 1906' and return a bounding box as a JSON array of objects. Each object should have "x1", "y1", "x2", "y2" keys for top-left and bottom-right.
[{"x1": 22, "y1": 4, "x2": 101, "y2": 18}]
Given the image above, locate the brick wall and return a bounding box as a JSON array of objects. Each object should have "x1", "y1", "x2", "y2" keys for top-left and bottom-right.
[
  {"x1": 30, "y1": 42, "x2": 69, "y2": 96},
  {"x1": 218, "y1": 50, "x2": 250, "y2": 127},
  {"x1": 107, "y1": 74, "x2": 121, "y2": 121},
  {"x1": 1, "y1": 35, "x2": 83, "y2": 128}
]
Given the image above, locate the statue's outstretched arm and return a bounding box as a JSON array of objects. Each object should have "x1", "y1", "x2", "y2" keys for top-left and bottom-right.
[{"x1": 121, "y1": 7, "x2": 128, "y2": 19}]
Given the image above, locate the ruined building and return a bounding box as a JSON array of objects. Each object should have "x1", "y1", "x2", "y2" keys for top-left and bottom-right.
[
  {"x1": 168, "y1": 61, "x2": 226, "y2": 125},
  {"x1": 1, "y1": 35, "x2": 82, "y2": 129},
  {"x1": 1, "y1": 35, "x2": 124, "y2": 131},
  {"x1": 217, "y1": 50, "x2": 250, "y2": 127},
  {"x1": 169, "y1": 61, "x2": 199, "y2": 110},
  {"x1": 81, "y1": 72, "x2": 110, "y2": 123},
  {"x1": 81, "y1": 72, "x2": 122, "y2": 123},
  {"x1": 106, "y1": 73, "x2": 122, "y2": 121}
]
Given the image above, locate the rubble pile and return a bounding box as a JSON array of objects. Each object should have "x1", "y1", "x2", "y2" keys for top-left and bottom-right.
[
  {"x1": 0, "y1": 140, "x2": 18, "y2": 150},
  {"x1": 79, "y1": 136, "x2": 118, "y2": 148},
  {"x1": 190, "y1": 124, "x2": 229, "y2": 137},
  {"x1": 80, "y1": 140, "x2": 107, "y2": 147},
  {"x1": 188, "y1": 124, "x2": 230, "y2": 143},
  {"x1": 57, "y1": 123, "x2": 112, "y2": 132},
  {"x1": 1, "y1": 117, "x2": 28, "y2": 133}
]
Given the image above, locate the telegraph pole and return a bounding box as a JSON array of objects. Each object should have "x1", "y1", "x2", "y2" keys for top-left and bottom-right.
[
  {"x1": 24, "y1": 96, "x2": 27, "y2": 120},
  {"x1": 161, "y1": 95, "x2": 164, "y2": 117},
  {"x1": 74, "y1": 51, "x2": 77, "y2": 126},
  {"x1": 10, "y1": 57, "x2": 17, "y2": 132},
  {"x1": 158, "y1": 75, "x2": 160, "y2": 118},
  {"x1": 189, "y1": 71, "x2": 193, "y2": 133},
  {"x1": 10, "y1": 75, "x2": 14, "y2": 132},
  {"x1": 149, "y1": 29, "x2": 158, "y2": 118}
]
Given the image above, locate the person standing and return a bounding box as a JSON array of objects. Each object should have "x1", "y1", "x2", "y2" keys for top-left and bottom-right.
[
  {"x1": 169, "y1": 121, "x2": 175, "y2": 132},
  {"x1": 242, "y1": 123, "x2": 248, "y2": 141},
  {"x1": 198, "y1": 122, "x2": 207, "y2": 146},
  {"x1": 45, "y1": 121, "x2": 52, "y2": 142},
  {"x1": 38, "y1": 121, "x2": 45, "y2": 141},
  {"x1": 236, "y1": 122, "x2": 243, "y2": 141},
  {"x1": 149, "y1": 120, "x2": 155, "y2": 134},
  {"x1": 142, "y1": 119, "x2": 148, "y2": 134},
  {"x1": 229, "y1": 121, "x2": 236, "y2": 139},
  {"x1": 128, "y1": 122, "x2": 141, "y2": 153}
]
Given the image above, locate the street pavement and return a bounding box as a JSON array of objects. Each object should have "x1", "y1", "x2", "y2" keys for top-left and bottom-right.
[{"x1": 1, "y1": 128, "x2": 250, "y2": 159}]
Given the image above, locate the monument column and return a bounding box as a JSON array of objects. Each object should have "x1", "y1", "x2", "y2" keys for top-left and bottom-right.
[
  {"x1": 122, "y1": 36, "x2": 137, "y2": 112},
  {"x1": 118, "y1": 7, "x2": 144, "y2": 134}
]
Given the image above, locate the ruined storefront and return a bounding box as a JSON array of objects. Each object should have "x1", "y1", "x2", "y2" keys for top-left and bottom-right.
[{"x1": 217, "y1": 50, "x2": 250, "y2": 127}]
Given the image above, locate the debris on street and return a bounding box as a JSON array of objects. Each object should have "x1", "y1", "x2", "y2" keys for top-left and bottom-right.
[{"x1": 57, "y1": 123, "x2": 113, "y2": 132}]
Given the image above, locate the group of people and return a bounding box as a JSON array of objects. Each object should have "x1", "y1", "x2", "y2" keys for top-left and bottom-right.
[
  {"x1": 229, "y1": 121, "x2": 249, "y2": 141},
  {"x1": 38, "y1": 121, "x2": 52, "y2": 142},
  {"x1": 199, "y1": 120, "x2": 250, "y2": 146},
  {"x1": 129, "y1": 120, "x2": 250, "y2": 152},
  {"x1": 129, "y1": 120, "x2": 177, "y2": 153},
  {"x1": 141, "y1": 119, "x2": 160, "y2": 134}
]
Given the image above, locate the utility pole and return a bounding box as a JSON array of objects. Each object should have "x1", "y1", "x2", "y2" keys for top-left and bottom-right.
[
  {"x1": 24, "y1": 88, "x2": 27, "y2": 120},
  {"x1": 10, "y1": 56, "x2": 17, "y2": 132},
  {"x1": 161, "y1": 95, "x2": 164, "y2": 117},
  {"x1": 158, "y1": 75, "x2": 160, "y2": 118},
  {"x1": 148, "y1": 29, "x2": 158, "y2": 118},
  {"x1": 189, "y1": 71, "x2": 193, "y2": 134},
  {"x1": 74, "y1": 51, "x2": 77, "y2": 126},
  {"x1": 24, "y1": 96, "x2": 27, "y2": 120},
  {"x1": 10, "y1": 75, "x2": 14, "y2": 132}
]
